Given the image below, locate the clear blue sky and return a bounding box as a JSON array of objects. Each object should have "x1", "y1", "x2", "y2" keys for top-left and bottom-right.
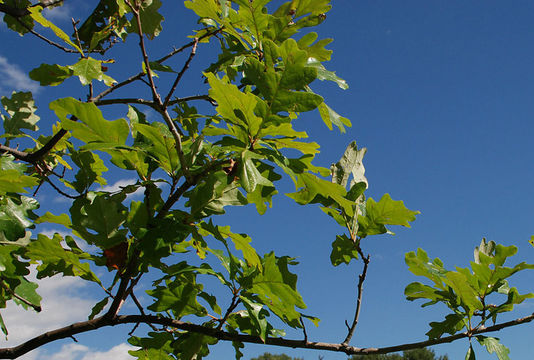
[{"x1": 1, "y1": 1, "x2": 534, "y2": 359}]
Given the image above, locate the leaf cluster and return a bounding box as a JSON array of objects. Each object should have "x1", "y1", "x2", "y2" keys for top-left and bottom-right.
[{"x1": 405, "y1": 239, "x2": 534, "y2": 359}]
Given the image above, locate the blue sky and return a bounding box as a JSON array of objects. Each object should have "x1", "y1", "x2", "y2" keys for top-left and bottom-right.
[{"x1": 1, "y1": 1, "x2": 534, "y2": 359}]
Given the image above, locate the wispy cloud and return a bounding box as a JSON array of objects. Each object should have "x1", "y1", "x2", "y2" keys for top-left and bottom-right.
[
  {"x1": 0, "y1": 56, "x2": 40, "y2": 94},
  {"x1": 18, "y1": 343, "x2": 136, "y2": 360},
  {"x1": 42, "y1": 3, "x2": 73, "y2": 22},
  {"x1": 99, "y1": 178, "x2": 144, "y2": 198},
  {"x1": 0, "y1": 273, "x2": 94, "y2": 349},
  {"x1": 29, "y1": 343, "x2": 136, "y2": 360},
  {"x1": 0, "y1": 270, "x2": 138, "y2": 360}
]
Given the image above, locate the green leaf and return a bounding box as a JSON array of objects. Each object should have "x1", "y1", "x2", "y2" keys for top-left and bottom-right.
[
  {"x1": 185, "y1": 171, "x2": 248, "y2": 218},
  {"x1": 358, "y1": 193, "x2": 419, "y2": 237},
  {"x1": 28, "y1": 6, "x2": 82, "y2": 53},
  {"x1": 207, "y1": 73, "x2": 263, "y2": 138},
  {"x1": 29, "y1": 63, "x2": 74, "y2": 86},
  {"x1": 249, "y1": 253, "x2": 306, "y2": 328},
  {"x1": 133, "y1": 123, "x2": 179, "y2": 175},
  {"x1": 70, "y1": 150, "x2": 108, "y2": 193},
  {"x1": 317, "y1": 101, "x2": 351, "y2": 133},
  {"x1": 13, "y1": 277, "x2": 41, "y2": 311},
  {"x1": 201, "y1": 223, "x2": 262, "y2": 271},
  {"x1": 0, "y1": 195, "x2": 38, "y2": 243},
  {"x1": 129, "y1": 332, "x2": 175, "y2": 360},
  {"x1": 330, "y1": 234, "x2": 359, "y2": 266},
  {"x1": 25, "y1": 233, "x2": 101, "y2": 283},
  {"x1": 0, "y1": 156, "x2": 39, "y2": 194},
  {"x1": 1, "y1": 91, "x2": 39, "y2": 136},
  {"x1": 77, "y1": 0, "x2": 130, "y2": 51},
  {"x1": 307, "y1": 58, "x2": 348, "y2": 89},
  {"x1": 443, "y1": 271, "x2": 483, "y2": 313},
  {"x1": 69, "y1": 192, "x2": 128, "y2": 248},
  {"x1": 287, "y1": 172, "x2": 354, "y2": 216},
  {"x1": 331, "y1": 141, "x2": 367, "y2": 189},
  {"x1": 239, "y1": 151, "x2": 274, "y2": 193},
  {"x1": 2, "y1": 0, "x2": 33, "y2": 35},
  {"x1": 172, "y1": 331, "x2": 217, "y2": 360},
  {"x1": 405, "y1": 249, "x2": 448, "y2": 287},
  {"x1": 69, "y1": 58, "x2": 116, "y2": 86},
  {"x1": 88, "y1": 297, "x2": 109, "y2": 320},
  {"x1": 465, "y1": 345, "x2": 476, "y2": 360},
  {"x1": 426, "y1": 313, "x2": 465, "y2": 339},
  {"x1": 476, "y1": 336, "x2": 510, "y2": 360},
  {"x1": 128, "y1": 0, "x2": 164, "y2": 39},
  {"x1": 240, "y1": 296, "x2": 270, "y2": 342},
  {"x1": 147, "y1": 274, "x2": 207, "y2": 318},
  {"x1": 50, "y1": 97, "x2": 129, "y2": 145}
]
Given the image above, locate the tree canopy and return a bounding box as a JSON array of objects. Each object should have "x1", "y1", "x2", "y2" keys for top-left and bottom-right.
[
  {"x1": 0, "y1": 1, "x2": 533, "y2": 360},
  {"x1": 350, "y1": 348, "x2": 448, "y2": 360}
]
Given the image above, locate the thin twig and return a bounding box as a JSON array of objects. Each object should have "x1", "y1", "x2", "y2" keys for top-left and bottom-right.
[
  {"x1": 130, "y1": 290, "x2": 158, "y2": 332},
  {"x1": 342, "y1": 248, "x2": 370, "y2": 346},
  {"x1": 155, "y1": 28, "x2": 223, "y2": 64},
  {"x1": 91, "y1": 72, "x2": 146, "y2": 102},
  {"x1": 44, "y1": 178, "x2": 82, "y2": 199},
  {"x1": 301, "y1": 316, "x2": 308, "y2": 342},
  {"x1": 156, "y1": 159, "x2": 227, "y2": 219},
  {"x1": 71, "y1": 17, "x2": 84, "y2": 57},
  {"x1": 217, "y1": 289, "x2": 241, "y2": 331},
  {"x1": 125, "y1": 0, "x2": 191, "y2": 182},
  {"x1": 163, "y1": 38, "x2": 199, "y2": 107},
  {"x1": 90, "y1": 29, "x2": 221, "y2": 103},
  {"x1": 0, "y1": 279, "x2": 41, "y2": 312}
]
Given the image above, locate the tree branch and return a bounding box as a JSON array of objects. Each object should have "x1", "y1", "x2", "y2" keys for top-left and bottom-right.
[
  {"x1": 163, "y1": 38, "x2": 199, "y2": 107},
  {"x1": 94, "y1": 95, "x2": 214, "y2": 108},
  {"x1": 126, "y1": 0, "x2": 191, "y2": 182},
  {"x1": 2, "y1": 311, "x2": 534, "y2": 359},
  {"x1": 0, "y1": 128, "x2": 68, "y2": 164},
  {"x1": 342, "y1": 248, "x2": 370, "y2": 345}
]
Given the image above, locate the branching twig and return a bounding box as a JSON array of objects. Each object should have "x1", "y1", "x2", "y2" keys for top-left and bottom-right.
[
  {"x1": 126, "y1": 0, "x2": 191, "y2": 182},
  {"x1": 217, "y1": 289, "x2": 241, "y2": 331},
  {"x1": 342, "y1": 247, "x2": 370, "y2": 346},
  {"x1": 163, "y1": 38, "x2": 199, "y2": 107},
  {"x1": 156, "y1": 159, "x2": 228, "y2": 219},
  {"x1": 90, "y1": 29, "x2": 221, "y2": 103}
]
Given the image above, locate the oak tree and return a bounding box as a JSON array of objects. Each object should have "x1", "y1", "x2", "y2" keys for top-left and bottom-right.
[{"x1": 0, "y1": 1, "x2": 532, "y2": 359}]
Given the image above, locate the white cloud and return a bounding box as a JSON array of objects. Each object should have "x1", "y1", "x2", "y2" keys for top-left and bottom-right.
[
  {"x1": 42, "y1": 3, "x2": 73, "y2": 22},
  {"x1": 0, "y1": 272, "x2": 95, "y2": 348},
  {"x1": 99, "y1": 178, "x2": 144, "y2": 198},
  {"x1": 0, "y1": 270, "x2": 137, "y2": 360},
  {"x1": 22, "y1": 343, "x2": 136, "y2": 360},
  {"x1": 0, "y1": 56, "x2": 40, "y2": 94},
  {"x1": 80, "y1": 343, "x2": 135, "y2": 360}
]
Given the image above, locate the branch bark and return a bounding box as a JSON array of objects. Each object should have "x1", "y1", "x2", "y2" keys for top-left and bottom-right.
[
  {"x1": 2, "y1": 311, "x2": 534, "y2": 359},
  {"x1": 342, "y1": 250, "x2": 370, "y2": 345}
]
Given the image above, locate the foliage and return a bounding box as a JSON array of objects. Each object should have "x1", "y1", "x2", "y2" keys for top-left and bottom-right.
[
  {"x1": 350, "y1": 348, "x2": 448, "y2": 360},
  {"x1": 0, "y1": 1, "x2": 532, "y2": 360},
  {"x1": 250, "y1": 352, "x2": 303, "y2": 360}
]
